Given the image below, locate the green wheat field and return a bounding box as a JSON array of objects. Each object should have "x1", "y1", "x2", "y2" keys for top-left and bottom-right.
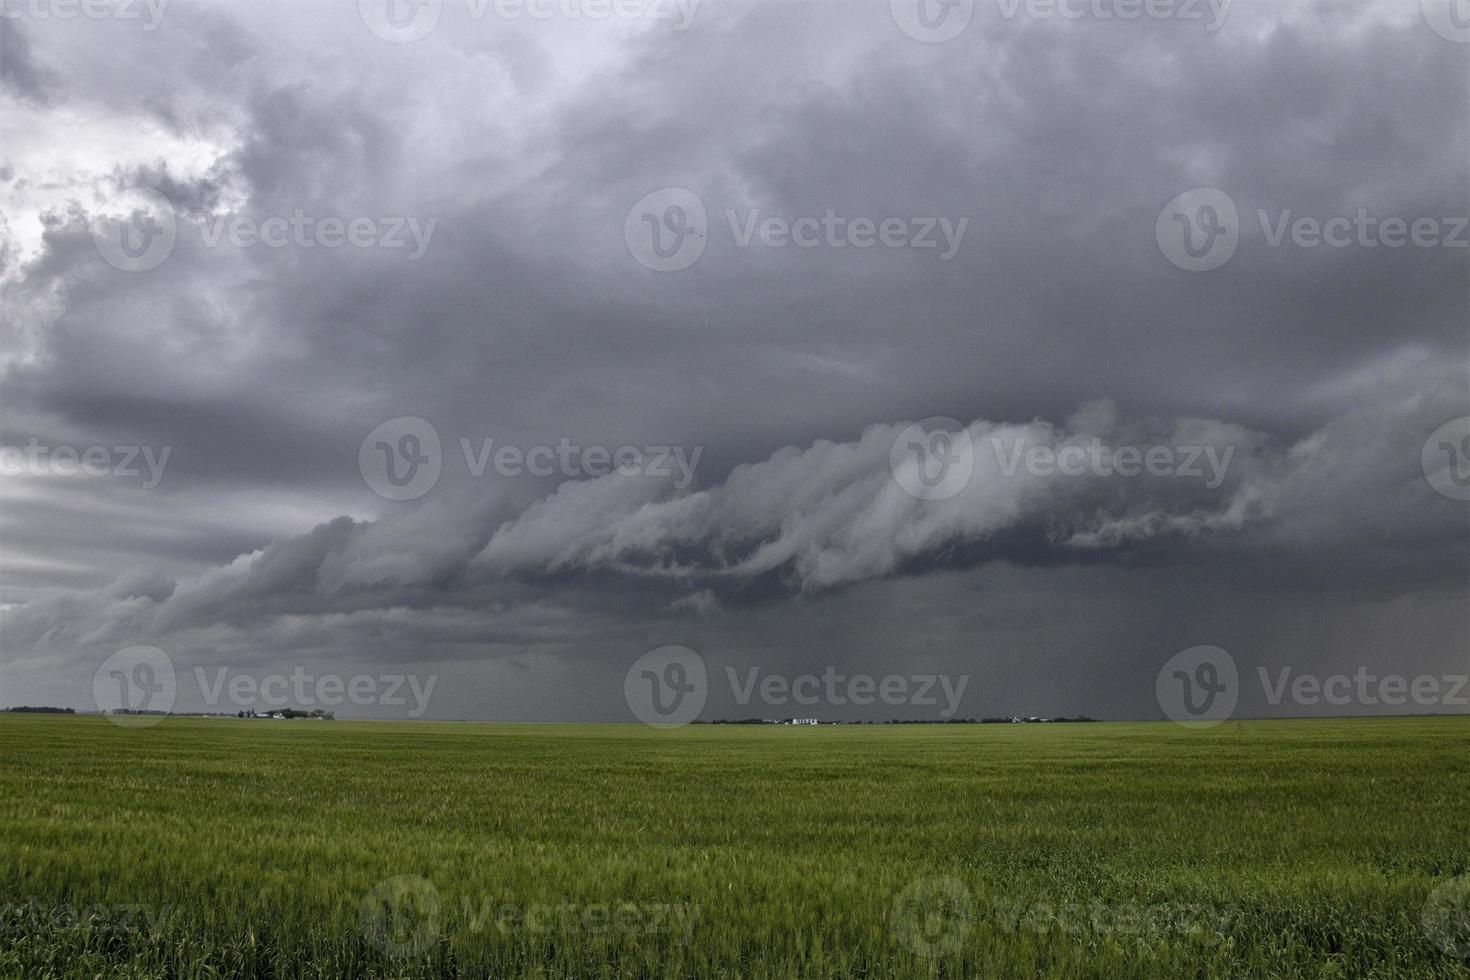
[{"x1": 2, "y1": 713, "x2": 1469, "y2": 978}]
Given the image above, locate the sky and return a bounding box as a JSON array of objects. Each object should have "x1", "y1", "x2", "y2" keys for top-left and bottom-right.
[{"x1": 0, "y1": 0, "x2": 1467, "y2": 723}]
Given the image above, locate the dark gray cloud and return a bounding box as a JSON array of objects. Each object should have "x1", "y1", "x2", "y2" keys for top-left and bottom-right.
[{"x1": 0, "y1": 0, "x2": 1465, "y2": 720}]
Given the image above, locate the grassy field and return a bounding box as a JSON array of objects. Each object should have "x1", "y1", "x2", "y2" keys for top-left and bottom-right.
[{"x1": 1, "y1": 714, "x2": 1468, "y2": 978}]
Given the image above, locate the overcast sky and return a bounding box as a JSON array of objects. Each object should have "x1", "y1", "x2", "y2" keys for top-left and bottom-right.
[{"x1": 1, "y1": 0, "x2": 1466, "y2": 722}]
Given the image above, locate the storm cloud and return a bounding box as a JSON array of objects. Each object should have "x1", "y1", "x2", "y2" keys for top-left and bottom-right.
[{"x1": 0, "y1": 0, "x2": 1465, "y2": 720}]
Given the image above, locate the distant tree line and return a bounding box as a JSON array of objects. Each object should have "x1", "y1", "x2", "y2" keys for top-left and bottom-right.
[
  {"x1": 696, "y1": 717, "x2": 1099, "y2": 725},
  {"x1": 3, "y1": 706, "x2": 76, "y2": 714}
]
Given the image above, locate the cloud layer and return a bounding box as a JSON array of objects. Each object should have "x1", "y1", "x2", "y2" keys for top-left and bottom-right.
[{"x1": 0, "y1": 0, "x2": 1465, "y2": 718}]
